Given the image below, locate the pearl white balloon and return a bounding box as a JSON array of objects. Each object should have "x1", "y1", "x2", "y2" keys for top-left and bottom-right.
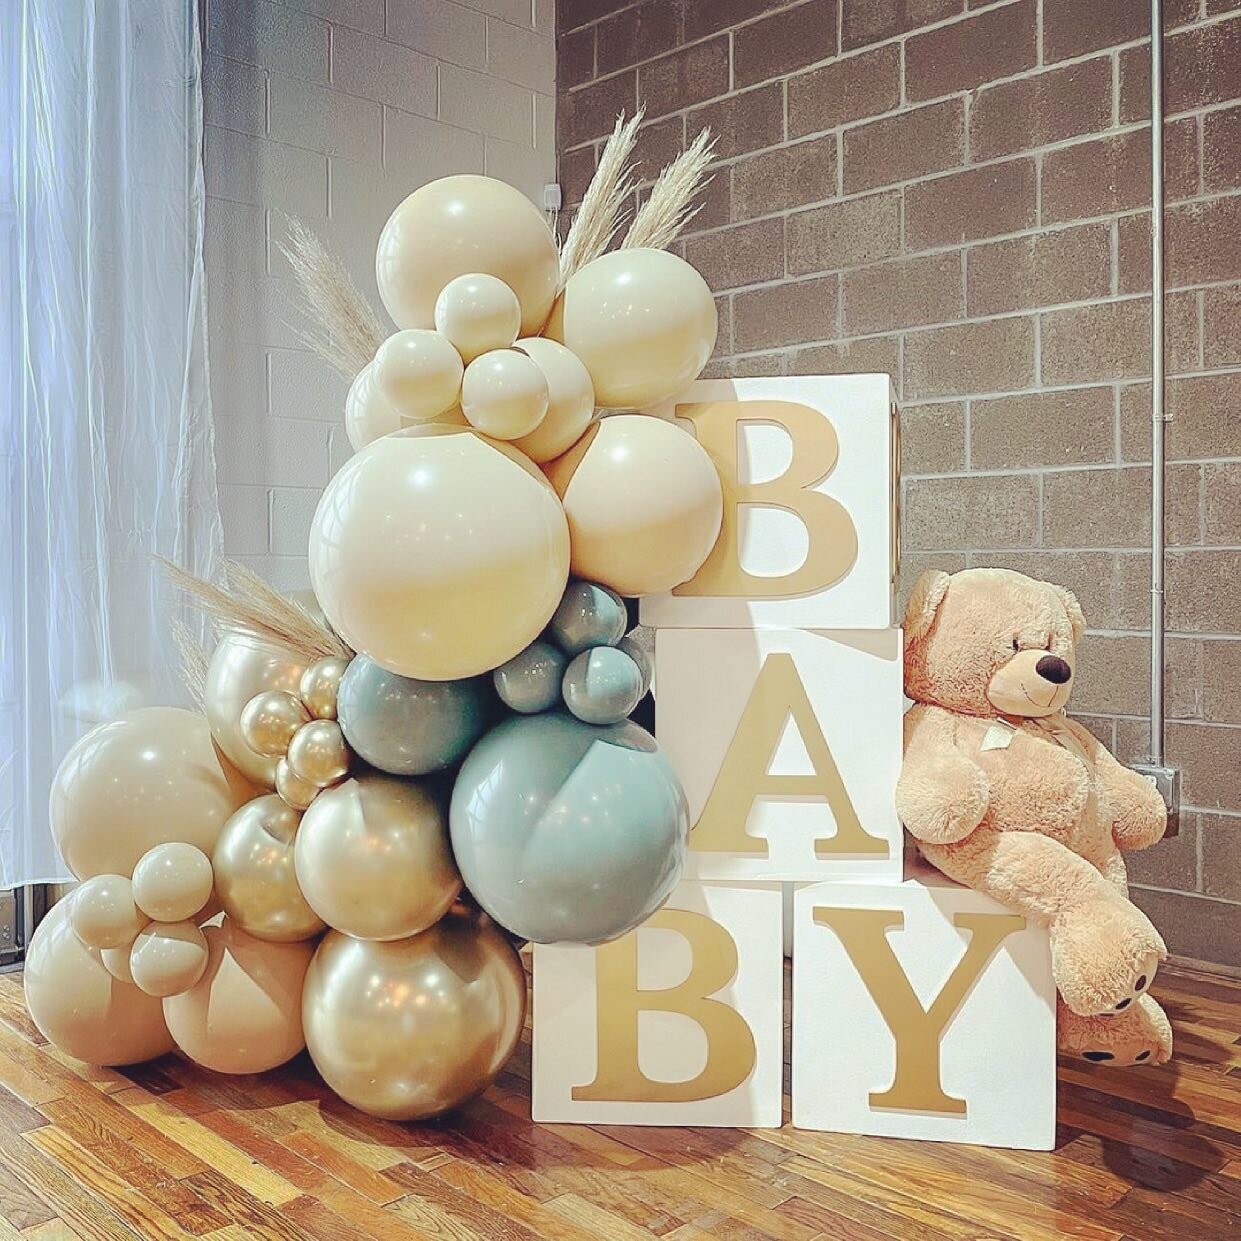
[
  {"x1": 345, "y1": 362, "x2": 402, "y2": 451},
  {"x1": 510, "y1": 337, "x2": 596, "y2": 464},
  {"x1": 131, "y1": 843, "x2": 214, "y2": 924},
  {"x1": 461, "y1": 349, "x2": 549, "y2": 441},
  {"x1": 129, "y1": 921, "x2": 209, "y2": 998},
  {"x1": 434, "y1": 274, "x2": 521, "y2": 363},
  {"x1": 372, "y1": 329, "x2": 464, "y2": 423}
]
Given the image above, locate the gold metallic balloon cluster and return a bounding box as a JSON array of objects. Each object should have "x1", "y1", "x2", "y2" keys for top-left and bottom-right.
[
  {"x1": 239, "y1": 656, "x2": 352, "y2": 811},
  {"x1": 68, "y1": 841, "x2": 215, "y2": 998}
]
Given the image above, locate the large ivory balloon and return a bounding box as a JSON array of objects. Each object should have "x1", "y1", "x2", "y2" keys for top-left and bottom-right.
[
  {"x1": 294, "y1": 775, "x2": 460, "y2": 941},
  {"x1": 214, "y1": 795, "x2": 325, "y2": 942},
  {"x1": 303, "y1": 909, "x2": 527, "y2": 1121},
  {"x1": 450, "y1": 712, "x2": 688, "y2": 944},
  {"x1": 376, "y1": 175, "x2": 558, "y2": 336},
  {"x1": 545, "y1": 416, "x2": 724, "y2": 597},
  {"x1": 546, "y1": 248, "x2": 717, "y2": 408},
  {"x1": 510, "y1": 338, "x2": 595, "y2": 464},
  {"x1": 51, "y1": 707, "x2": 254, "y2": 880},
  {"x1": 309, "y1": 425, "x2": 570, "y2": 681},
  {"x1": 24, "y1": 898, "x2": 175, "y2": 1066},
  {"x1": 205, "y1": 630, "x2": 307, "y2": 785},
  {"x1": 163, "y1": 917, "x2": 314, "y2": 1074}
]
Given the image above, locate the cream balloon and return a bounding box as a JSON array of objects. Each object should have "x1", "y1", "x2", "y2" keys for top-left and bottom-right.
[
  {"x1": 162, "y1": 917, "x2": 313, "y2": 1074},
  {"x1": 376, "y1": 175, "x2": 558, "y2": 336},
  {"x1": 546, "y1": 248, "x2": 718, "y2": 409},
  {"x1": 101, "y1": 944, "x2": 135, "y2": 985},
  {"x1": 287, "y1": 719, "x2": 350, "y2": 787},
  {"x1": 214, "y1": 795, "x2": 325, "y2": 943},
  {"x1": 50, "y1": 707, "x2": 255, "y2": 881},
  {"x1": 240, "y1": 690, "x2": 309, "y2": 758},
  {"x1": 372, "y1": 329, "x2": 464, "y2": 423},
  {"x1": 545, "y1": 415, "x2": 724, "y2": 596},
  {"x1": 205, "y1": 631, "x2": 307, "y2": 785},
  {"x1": 309, "y1": 425, "x2": 570, "y2": 681},
  {"x1": 24, "y1": 899, "x2": 175, "y2": 1066},
  {"x1": 345, "y1": 361, "x2": 402, "y2": 451},
  {"x1": 294, "y1": 775, "x2": 461, "y2": 941},
  {"x1": 131, "y1": 843, "x2": 214, "y2": 923},
  {"x1": 461, "y1": 348, "x2": 549, "y2": 440},
  {"x1": 299, "y1": 656, "x2": 349, "y2": 720},
  {"x1": 275, "y1": 758, "x2": 319, "y2": 811},
  {"x1": 510, "y1": 337, "x2": 595, "y2": 464},
  {"x1": 70, "y1": 876, "x2": 147, "y2": 950},
  {"x1": 434, "y1": 273, "x2": 521, "y2": 363},
  {"x1": 129, "y1": 921, "x2": 209, "y2": 998},
  {"x1": 302, "y1": 910, "x2": 527, "y2": 1120}
]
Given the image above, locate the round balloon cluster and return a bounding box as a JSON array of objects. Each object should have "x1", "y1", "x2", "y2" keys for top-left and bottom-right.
[{"x1": 27, "y1": 164, "x2": 727, "y2": 1123}]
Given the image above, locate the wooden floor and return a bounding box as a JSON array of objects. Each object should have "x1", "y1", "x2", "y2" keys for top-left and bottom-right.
[{"x1": 0, "y1": 961, "x2": 1236, "y2": 1241}]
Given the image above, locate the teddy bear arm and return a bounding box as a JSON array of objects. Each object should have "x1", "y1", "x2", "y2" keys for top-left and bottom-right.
[
  {"x1": 1087, "y1": 734, "x2": 1167, "y2": 851},
  {"x1": 897, "y1": 709, "x2": 989, "y2": 844}
]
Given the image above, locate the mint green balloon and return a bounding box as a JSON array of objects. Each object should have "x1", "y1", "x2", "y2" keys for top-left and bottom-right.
[
  {"x1": 493, "y1": 639, "x2": 566, "y2": 714},
  {"x1": 449, "y1": 713, "x2": 687, "y2": 944},
  {"x1": 562, "y1": 646, "x2": 643, "y2": 725},
  {"x1": 547, "y1": 580, "x2": 626, "y2": 655}
]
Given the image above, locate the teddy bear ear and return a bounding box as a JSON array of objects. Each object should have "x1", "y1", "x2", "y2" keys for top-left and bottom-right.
[
  {"x1": 903, "y1": 570, "x2": 952, "y2": 642},
  {"x1": 1055, "y1": 585, "x2": 1086, "y2": 643}
]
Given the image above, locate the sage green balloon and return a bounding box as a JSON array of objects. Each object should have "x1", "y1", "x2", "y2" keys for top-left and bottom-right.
[
  {"x1": 547, "y1": 580, "x2": 626, "y2": 655},
  {"x1": 493, "y1": 639, "x2": 567, "y2": 714},
  {"x1": 449, "y1": 712, "x2": 688, "y2": 944},
  {"x1": 337, "y1": 655, "x2": 492, "y2": 776},
  {"x1": 561, "y1": 645, "x2": 644, "y2": 725}
]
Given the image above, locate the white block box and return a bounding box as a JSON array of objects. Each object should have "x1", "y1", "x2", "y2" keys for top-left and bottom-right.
[
  {"x1": 532, "y1": 882, "x2": 784, "y2": 1128},
  {"x1": 792, "y1": 867, "x2": 1056, "y2": 1150},
  {"x1": 656, "y1": 627, "x2": 904, "y2": 883},
  {"x1": 640, "y1": 375, "x2": 897, "y2": 631}
]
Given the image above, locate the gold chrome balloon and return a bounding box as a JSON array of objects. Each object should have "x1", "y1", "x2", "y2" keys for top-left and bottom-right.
[
  {"x1": 511, "y1": 337, "x2": 595, "y2": 464},
  {"x1": 309, "y1": 425, "x2": 570, "y2": 681},
  {"x1": 302, "y1": 909, "x2": 527, "y2": 1120},
  {"x1": 546, "y1": 247, "x2": 717, "y2": 409},
  {"x1": 131, "y1": 842, "x2": 214, "y2": 923},
  {"x1": 299, "y1": 656, "x2": 349, "y2": 720},
  {"x1": 376, "y1": 175, "x2": 559, "y2": 336},
  {"x1": 70, "y1": 875, "x2": 148, "y2": 950},
  {"x1": 23, "y1": 899, "x2": 175, "y2": 1066},
  {"x1": 275, "y1": 758, "x2": 319, "y2": 811},
  {"x1": 241, "y1": 691, "x2": 310, "y2": 759},
  {"x1": 163, "y1": 917, "x2": 314, "y2": 1075},
  {"x1": 287, "y1": 719, "x2": 350, "y2": 787},
  {"x1": 294, "y1": 775, "x2": 461, "y2": 941},
  {"x1": 50, "y1": 707, "x2": 255, "y2": 880},
  {"x1": 128, "y1": 921, "x2": 209, "y2": 998},
  {"x1": 205, "y1": 631, "x2": 307, "y2": 785},
  {"x1": 545, "y1": 415, "x2": 724, "y2": 597},
  {"x1": 213, "y1": 795, "x2": 325, "y2": 943}
]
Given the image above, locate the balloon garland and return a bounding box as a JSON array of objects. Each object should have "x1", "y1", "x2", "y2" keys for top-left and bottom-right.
[{"x1": 27, "y1": 121, "x2": 725, "y2": 1122}]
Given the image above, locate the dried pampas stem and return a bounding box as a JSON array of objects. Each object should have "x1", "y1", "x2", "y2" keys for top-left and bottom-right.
[
  {"x1": 158, "y1": 556, "x2": 351, "y2": 662},
  {"x1": 169, "y1": 617, "x2": 209, "y2": 710},
  {"x1": 277, "y1": 217, "x2": 386, "y2": 380},
  {"x1": 622, "y1": 127, "x2": 715, "y2": 252},
  {"x1": 558, "y1": 109, "x2": 643, "y2": 287}
]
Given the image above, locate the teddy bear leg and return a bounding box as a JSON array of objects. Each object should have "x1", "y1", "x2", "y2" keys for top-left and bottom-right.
[
  {"x1": 1057, "y1": 994, "x2": 1172, "y2": 1067},
  {"x1": 921, "y1": 827, "x2": 1165, "y2": 1016}
]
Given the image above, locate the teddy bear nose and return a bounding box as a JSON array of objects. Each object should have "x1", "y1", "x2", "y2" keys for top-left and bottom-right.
[{"x1": 1035, "y1": 654, "x2": 1072, "y2": 685}]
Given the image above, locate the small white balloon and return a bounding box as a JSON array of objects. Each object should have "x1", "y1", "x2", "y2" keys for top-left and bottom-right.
[
  {"x1": 129, "y1": 921, "x2": 210, "y2": 998},
  {"x1": 461, "y1": 348, "x2": 549, "y2": 441},
  {"x1": 131, "y1": 842, "x2": 214, "y2": 923},
  {"x1": 373, "y1": 329, "x2": 464, "y2": 423},
  {"x1": 71, "y1": 876, "x2": 147, "y2": 950},
  {"x1": 345, "y1": 362, "x2": 402, "y2": 451},
  {"x1": 434, "y1": 273, "x2": 521, "y2": 363},
  {"x1": 511, "y1": 337, "x2": 596, "y2": 463}
]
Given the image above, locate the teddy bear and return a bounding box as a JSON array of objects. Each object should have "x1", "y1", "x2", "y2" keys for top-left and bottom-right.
[{"x1": 896, "y1": 567, "x2": 1172, "y2": 1066}]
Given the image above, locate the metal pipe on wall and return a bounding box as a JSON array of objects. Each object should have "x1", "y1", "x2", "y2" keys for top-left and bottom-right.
[{"x1": 1149, "y1": 0, "x2": 1167, "y2": 766}]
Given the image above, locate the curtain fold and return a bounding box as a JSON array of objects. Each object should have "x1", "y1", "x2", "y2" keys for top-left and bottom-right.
[{"x1": 0, "y1": 0, "x2": 223, "y2": 886}]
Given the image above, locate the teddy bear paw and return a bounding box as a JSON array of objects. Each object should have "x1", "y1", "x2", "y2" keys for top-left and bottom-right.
[
  {"x1": 1059, "y1": 993, "x2": 1172, "y2": 1067},
  {"x1": 1051, "y1": 899, "x2": 1167, "y2": 1017}
]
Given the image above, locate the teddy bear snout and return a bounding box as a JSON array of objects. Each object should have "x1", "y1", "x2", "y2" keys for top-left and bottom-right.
[{"x1": 1035, "y1": 654, "x2": 1072, "y2": 685}]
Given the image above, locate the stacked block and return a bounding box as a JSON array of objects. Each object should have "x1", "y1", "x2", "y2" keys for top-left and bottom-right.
[{"x1": 533, "y1": 376, "x2": 1056, "y2": 1150}]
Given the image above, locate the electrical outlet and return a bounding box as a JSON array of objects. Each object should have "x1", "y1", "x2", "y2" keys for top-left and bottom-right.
[
  {"x1": 543, "y1": 183, "x2": 562, "y2": 212},
  {"x1": 1129, "y1": 763, "x2": 1181, "y2": 838}
]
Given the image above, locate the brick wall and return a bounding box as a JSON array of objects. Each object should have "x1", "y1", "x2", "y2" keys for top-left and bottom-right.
[
  {"x1": 557, "y1": 0, "x2": 1241, "y2": 967},
  {"x1": 202, "y1": 0, "x2": 555, "y2": 587}
]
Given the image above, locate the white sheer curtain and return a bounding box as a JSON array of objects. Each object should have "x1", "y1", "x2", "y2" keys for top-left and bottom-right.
[{"x1": 0, "y1": 1, "x2": 223, "y2": 886}]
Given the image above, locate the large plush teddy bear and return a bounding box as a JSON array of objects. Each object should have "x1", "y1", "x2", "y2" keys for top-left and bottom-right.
[{"x1": 896, "y1": 567, "x2": 1172, "y2": 1066}]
